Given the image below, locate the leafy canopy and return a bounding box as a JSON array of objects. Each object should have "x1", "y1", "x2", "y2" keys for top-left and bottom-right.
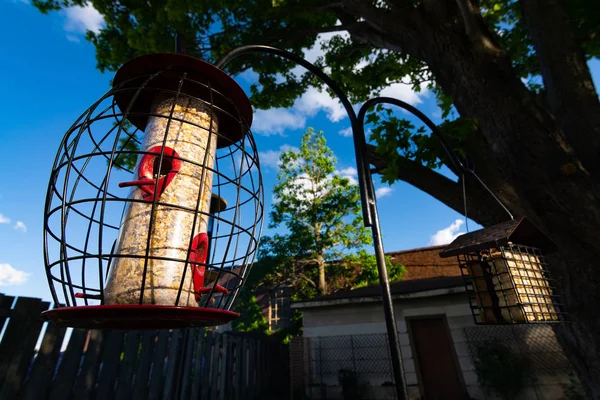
[{"x1": 32, "y1": 0, "x2": 600, "y2": 184}]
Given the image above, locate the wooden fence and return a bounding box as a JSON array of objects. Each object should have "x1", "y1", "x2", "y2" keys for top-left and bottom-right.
[{"x1": 0, "y1": 294, "x2": 289, "y2": 400}]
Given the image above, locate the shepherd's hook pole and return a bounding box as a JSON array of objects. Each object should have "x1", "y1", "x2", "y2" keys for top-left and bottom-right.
[{"x1": 216, "y1": 45, "x2": 408, "y2": 400}]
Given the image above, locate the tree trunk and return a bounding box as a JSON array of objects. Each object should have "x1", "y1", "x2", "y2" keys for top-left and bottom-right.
[
  {"x1": 317, "y1": 254, "x2": 327, "y2": 295},
  {"x1": 521, "y1": 0, "x2": 600, "y2": 177},
  {"x1": 422, "y1": 42, "x2": 600, "y2": 398},
  {"x1": 342, "y1": 3, "x2": 600, "y2": 395}
]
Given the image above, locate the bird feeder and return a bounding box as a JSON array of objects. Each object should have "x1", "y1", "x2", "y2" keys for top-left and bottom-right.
[
  {"x1": 42, "y1": 53, "x2": 264, "y2": 329},
  {"x1": 440, "y1": 217, "x2": 565, "y2": 324}
]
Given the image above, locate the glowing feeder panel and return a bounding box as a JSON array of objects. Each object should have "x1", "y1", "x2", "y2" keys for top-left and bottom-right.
[{"x1": 440, "y1": 217, "x2": 565, "y2": 324}]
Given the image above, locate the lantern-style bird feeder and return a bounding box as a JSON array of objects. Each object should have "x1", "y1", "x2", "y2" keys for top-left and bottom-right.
[
  {"x1": 42, "y1": 53, "x2": 264, "y2": 329},
  {"x1": 440, "y1": 217, "x2": 565, "y2": 324}
]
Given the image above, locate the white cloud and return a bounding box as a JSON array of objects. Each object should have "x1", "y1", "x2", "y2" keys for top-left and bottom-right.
[
  {"x1": 339, "y1": 127, "x2": 353, "y2": 137},
  {"x1": 252, "y1": 108, "x2": 306, "y2": 135},
  {"x1": 275, "y1": 167, "x2": 356, "y2": 204},
  {"x1": 259, "y1": 149, "x2": 284, "y2": 169},
  {"x1": 375, "y1": 187, "x2": 393, "y2": 198},
  {"x1": 336, "y1": 167, "x2": 358, "y2": 185},
  {"x1": 0, "y1": 263, "x2": 30, "y2": 286},
  {"x1": 296, "y1": 87, "x2": 346, "y2": 122},
  {"x1": 0, "y1": 213, "x2": 10, "y2": 224},
  {"x1": 380, "y1": 82, "x2": 427, "y2": 106},
  {"x1": 252, "y1": 87, "x2": 346, "y2": 135},
  {"x1": 64, "y1": 2, "x2": 104, "y2": 36},
  {"x1": 273, "y1": 172, "x2": 315, "y2": 204},
  {"x1": 66, "y1": 35, "x2": 81, "y2": 43},
  {"x1": 14, "y1": 221, "x2": 27, "y2": 233},
  {"x1": 429, "y1": 219, "x2": 465, "y2": 246},
  {"x1": 259, "y1": 145, "x2": 299, "y2": 169}
]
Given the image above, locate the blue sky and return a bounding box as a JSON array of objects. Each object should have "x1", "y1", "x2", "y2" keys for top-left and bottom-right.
[{"x1": 1, "y1": 0, "x2": 599, "y2": 302}]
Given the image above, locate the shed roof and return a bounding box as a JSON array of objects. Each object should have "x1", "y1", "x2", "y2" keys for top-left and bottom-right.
[
  {"x1": 387, "y1": 245, "x2": 461, "y2": 280},
  {"x1": 295, "y1": 275, "x2": 465, "y2": 304},
  {"x1": 439, "y1": 217, "x2": 556, "y2": 258}
]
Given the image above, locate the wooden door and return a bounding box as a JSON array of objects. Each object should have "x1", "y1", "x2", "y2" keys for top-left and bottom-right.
[{"x1": 409, "y1": 317, "x2": 466, "y2": 400}]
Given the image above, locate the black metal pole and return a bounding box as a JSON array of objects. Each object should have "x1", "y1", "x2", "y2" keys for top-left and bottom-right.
[
  {"x1": 355, "y1": 119, "x2": 409, "y2": 400},
  {"x1": 216, "y1": 45, "x2": 408, "y2": 400}
]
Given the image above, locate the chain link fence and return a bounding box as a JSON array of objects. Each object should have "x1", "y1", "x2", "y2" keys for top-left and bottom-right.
[
  {"x1": 302, "y1": 334, "x2": 397, "y2": 400},
  {"x1": 464, "y1": 324, "x2": 572, "y2": 376},
  {"x1": 291, "y1": 326, "x2": 579, "y2": 400},
  {"x1": 463, "y1": 324, "x2": 580, "y2": 399}
]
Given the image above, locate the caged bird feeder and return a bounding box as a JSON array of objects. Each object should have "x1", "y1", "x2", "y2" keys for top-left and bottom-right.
[
  {"x1": 42, "y1": 53, "x2": 264, "y2": 329},
  {"x1": 440, "y1": 217, "x2": 566, "y2": 325}
]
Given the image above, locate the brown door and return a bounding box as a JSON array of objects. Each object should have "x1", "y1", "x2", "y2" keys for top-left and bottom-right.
[{"x1": 409, "y1": 317, "x2": 466, "y2": 400}]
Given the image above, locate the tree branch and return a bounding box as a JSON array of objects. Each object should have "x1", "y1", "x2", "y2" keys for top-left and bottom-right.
[
  {"x1": 260, "y1": 23, "x2": 368, "y2": 47},
  {"x1": 296, "y1": 272, "x2": 316, "y2": 287},
  {"x1": 333, "y1": 4, "x2": 419, "y2": 54},
  {"x1": 367, "y1": 144, "x2": 511, "y2": 226},
  {"x1": 521, "y1": 0, "x2": 600, "y2": 177},
  {"x1": 454, "y1": 0, "x2": 503, "y2": 55}
]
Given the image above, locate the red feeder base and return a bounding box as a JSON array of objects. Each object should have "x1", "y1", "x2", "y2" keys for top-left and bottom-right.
[{"x1": 41, "y1": 305, "x2": 239, "y2": 330}]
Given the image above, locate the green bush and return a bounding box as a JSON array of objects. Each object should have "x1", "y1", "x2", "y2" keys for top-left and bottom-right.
[{"x1": 472, "y1": 341, "x2": 535, "y2": 400}]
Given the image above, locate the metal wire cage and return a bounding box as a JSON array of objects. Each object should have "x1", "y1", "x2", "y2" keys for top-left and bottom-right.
[
  {"x1": 440, "y1": 218, "x2": 565, "y2": 325},
  {"x1": 42, "y1": 53, "x2": 264, "y2": 329}
]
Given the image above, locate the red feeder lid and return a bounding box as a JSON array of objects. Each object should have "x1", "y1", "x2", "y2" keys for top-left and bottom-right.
[
  {"x1": 113, "y1": 53, "x2": 253, "y2": 149},
  {"x1": 41, "y1": 305, "x2": 239, "y2": 330}
]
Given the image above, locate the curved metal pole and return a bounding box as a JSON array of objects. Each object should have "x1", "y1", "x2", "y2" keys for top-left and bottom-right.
[
  {"x1": 217, "y1": 46, "x2": 408, "y2": 400},
  {"x1": 359, "y1": 97, "x2": 514, "y2": 221},
  {"x1": 216, "y1": 45, "x2": 373, "y2": 227}
]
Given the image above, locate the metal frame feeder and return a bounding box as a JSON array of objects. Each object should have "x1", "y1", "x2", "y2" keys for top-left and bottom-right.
[
  {"x1": 42, "y1": 53, "x2": 264, "y2": 329},
  {"x1": 440, "y1": 217, "x2": 565, "y2": 324}
]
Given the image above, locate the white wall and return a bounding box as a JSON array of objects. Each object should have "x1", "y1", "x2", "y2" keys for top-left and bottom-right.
[{"x1": 298, "y1": 292, "x2": 571, "y2": 400}]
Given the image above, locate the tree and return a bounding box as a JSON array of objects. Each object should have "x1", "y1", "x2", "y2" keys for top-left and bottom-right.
[
  {"x1": 237, "y1": 128, "x2": 400, "y2": 339},
  {"x1": 260, "y1": 127, "x2": 372, "y2": 297},
  {"x1": 33, "y1": 0, "x2": 600, "y2": 394},
  {"x1": 231, "y1": 294, "x2": 269, "y2": 333}
]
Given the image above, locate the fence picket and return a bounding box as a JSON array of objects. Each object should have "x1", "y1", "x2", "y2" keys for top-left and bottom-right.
[
  {"x1": 234, "y1": 336, "x2": 242, "y2": 400},
  {"x1": 0, "y1": 299, "x2": 50, "y2": 400},
  {"x1": 209, "y1": 332, "x2": 222, "y2": 400},
  {"x1": 218, "y1": 334, "x2": 230, "y2": 400},
  {"x1": 115, "y1": 330, "x2": 142, "y2": 400},
  {"x1": 190, "y1": 329, "x2": 206, "y2": 399},
  {"x1": 0, "y1": 294, "x2": 14, "y2": 333},
  {"x1": 95, "y1": 331, "x2": 126, "y2": 399},
  {"x1": 199, "y1": 330, "x2": 214, "y2": 400},
  {"x1": 21, "y1": 322, "x2": 67, "y2": 400},
  {"x1": 147, "y1": 330, "x2": 170, "y2": 400},
  {"x1": 179, "y1": 329, "x2": 196, "y2": 400},
  {"x1": 0, "y1": 297, "x2": 43, "y2": 390},
  {"x1": 132, "y1": 330, "x2": 158, "y2": 400},
  {"x1": 161, "y1": 329, "x2": 183, "y2": 400},
  {"x1": 247, "y1": 338, "x2": 256, "y2": 400},
  {"x1": 48, "y1": 328, "x2": 88, "y2": 400},
  {"x1": 72, "y1": 329, "x2": 104, "y2": 400}
]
